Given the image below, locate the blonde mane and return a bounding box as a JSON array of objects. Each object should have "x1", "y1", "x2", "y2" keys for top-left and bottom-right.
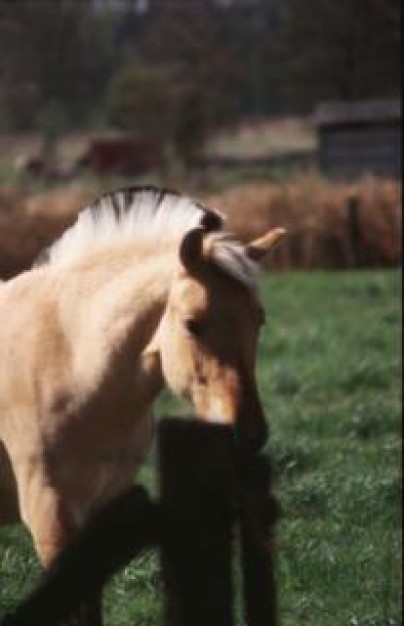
[{"x1": 37, "y1": 186, "x2": 258, "y2": 292}]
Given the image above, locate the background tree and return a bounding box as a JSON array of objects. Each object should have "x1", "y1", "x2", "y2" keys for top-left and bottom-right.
[
  {"x1": 0, "y1": 0, "x2": 116, "y2": 130},
  {"x1": 274, "y1": 0, "x2": 401, "y2": 109},
  {"x1": 0, "y1": 0, "x2": 400, "y2": 134}
]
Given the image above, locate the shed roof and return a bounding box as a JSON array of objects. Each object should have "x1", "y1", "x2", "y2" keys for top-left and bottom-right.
[{"x1": 313, "y1": 98, "x2": 401, "y2": 127}]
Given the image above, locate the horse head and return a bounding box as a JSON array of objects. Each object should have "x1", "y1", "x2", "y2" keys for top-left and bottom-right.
[{"x1": 155, "y1": 224, "x2": 286, "y2": 452}]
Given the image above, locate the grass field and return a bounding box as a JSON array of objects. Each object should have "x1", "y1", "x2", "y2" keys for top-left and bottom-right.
[{"x1": 0, "y1": 269, "x2": 401, "y2": 625}]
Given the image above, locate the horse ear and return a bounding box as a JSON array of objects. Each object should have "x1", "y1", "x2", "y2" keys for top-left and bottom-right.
[
  {"x1": 179, "y1": 227, "x2": 205, "y2": 273},
  {"x1": 246, "y1": 227, "x2": 287, "y2": 262}
]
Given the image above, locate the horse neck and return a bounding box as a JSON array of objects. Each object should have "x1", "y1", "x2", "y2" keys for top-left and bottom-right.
[{"x1": 60, "y1": 244, "x2": 177, "y2": 374}]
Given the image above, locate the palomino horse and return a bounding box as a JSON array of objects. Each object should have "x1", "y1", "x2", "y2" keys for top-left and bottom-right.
[{"x1": 0, "y1": 186, "x2": 284, "y2": 622}]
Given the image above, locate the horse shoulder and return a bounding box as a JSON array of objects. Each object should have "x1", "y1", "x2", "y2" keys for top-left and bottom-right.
[{"x1": 0, "y1": 271, "x2": 74, "y2": 433}]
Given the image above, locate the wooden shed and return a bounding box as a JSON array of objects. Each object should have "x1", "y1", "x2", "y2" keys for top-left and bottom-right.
[{"x1": 314, "y1": 99, "x2": 401, "y2": 179}]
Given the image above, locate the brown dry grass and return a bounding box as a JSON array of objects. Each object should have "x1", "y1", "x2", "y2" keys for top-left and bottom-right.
[
  {"x1": 0, "y1": 185, "x2": 95, "y2": 278},
  {"x1": 205, "y1": 175, "x2": 401, "y2": 270},
  {"x1": 0, "y1": 175, "x2": 400, "y2": 278}
]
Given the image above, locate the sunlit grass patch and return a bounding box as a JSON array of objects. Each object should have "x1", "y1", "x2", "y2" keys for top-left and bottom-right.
[
  {"x1": 0, "y1": 526, "x2": 40, "y2": 614},
  {"x1": 103, "y1": 552, "x2": 162, "y2": 626}
]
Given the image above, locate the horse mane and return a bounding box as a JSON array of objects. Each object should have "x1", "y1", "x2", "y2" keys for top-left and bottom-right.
[{"x1": 35, "y1": 186, "x2": 258, "y2": 292}]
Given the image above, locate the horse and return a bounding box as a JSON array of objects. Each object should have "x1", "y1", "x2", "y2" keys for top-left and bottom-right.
[{"x1": 0, "y1": 186, "x2": 285, "y2": 623}]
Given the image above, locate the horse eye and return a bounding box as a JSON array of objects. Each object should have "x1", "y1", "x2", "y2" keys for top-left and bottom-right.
[{"x1": 185, "y1": 319, "x2": 204, "y2": 336}]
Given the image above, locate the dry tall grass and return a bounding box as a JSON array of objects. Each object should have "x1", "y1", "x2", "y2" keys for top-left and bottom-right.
[
  {"x1": 0, "y1": 176, "x2": 400, "y2": 278},
  {"x1": 206, "y1": 175, "x2": 401, "y2": 270},
  {"x1": 0, "y1": 185, "x2": 94, "y2": 278}
]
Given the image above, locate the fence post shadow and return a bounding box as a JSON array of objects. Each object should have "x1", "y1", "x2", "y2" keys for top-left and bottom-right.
[{"x1": 0, "y1": 417, "x2": 279, "y2": 626}]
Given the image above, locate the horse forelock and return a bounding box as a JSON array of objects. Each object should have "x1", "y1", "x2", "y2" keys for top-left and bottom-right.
[
  {"x1": 204, "y1": 232, "x2": 260, "y2": 296},
  {"x1": 35, "y1": 186, "x2": 258, "y2": 295}
]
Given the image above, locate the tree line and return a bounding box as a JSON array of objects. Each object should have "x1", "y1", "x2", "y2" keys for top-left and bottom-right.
[{"x1": 0, "y1": 0, "x2": 400, "y2": 137}]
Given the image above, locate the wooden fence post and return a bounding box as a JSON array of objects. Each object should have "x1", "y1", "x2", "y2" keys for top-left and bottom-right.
[
  {"x1": 158, "y1": 418, "x2": 236, "y2": 626},
  {"x1": 347, "y1": 195, "x2": 361, "y2": 267}
]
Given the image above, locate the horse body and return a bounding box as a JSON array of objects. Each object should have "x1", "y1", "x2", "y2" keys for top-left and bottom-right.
[
  {"x1": 0, "y1": 245, "x2": 171, "y2": 561},
  {"x1": 0, "y1": 187, "x2": 285, "y2": 573}
]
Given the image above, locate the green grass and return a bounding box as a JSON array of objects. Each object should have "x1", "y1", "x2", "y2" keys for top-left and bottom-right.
[{"x1": 0, "y1": 270, "x2": 401, "y2": 625}]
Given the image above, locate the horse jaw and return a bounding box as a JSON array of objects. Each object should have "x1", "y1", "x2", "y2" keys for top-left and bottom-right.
[{"x1": 139, "y1": 342, "x2": 164, "y2": 404}]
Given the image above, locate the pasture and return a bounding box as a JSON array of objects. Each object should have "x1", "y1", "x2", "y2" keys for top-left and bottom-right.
[{"x1": 0, "y1": 268, "x2": 401, "y2": 625}]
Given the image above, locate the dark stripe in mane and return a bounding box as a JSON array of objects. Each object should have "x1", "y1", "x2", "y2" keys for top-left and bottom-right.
[
  {"x1": 90, "y1": 185, "x2": 221, "y2": 228},
  {"x1": 201, "y1": 210, "x2": 223, "y2": 232}
]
